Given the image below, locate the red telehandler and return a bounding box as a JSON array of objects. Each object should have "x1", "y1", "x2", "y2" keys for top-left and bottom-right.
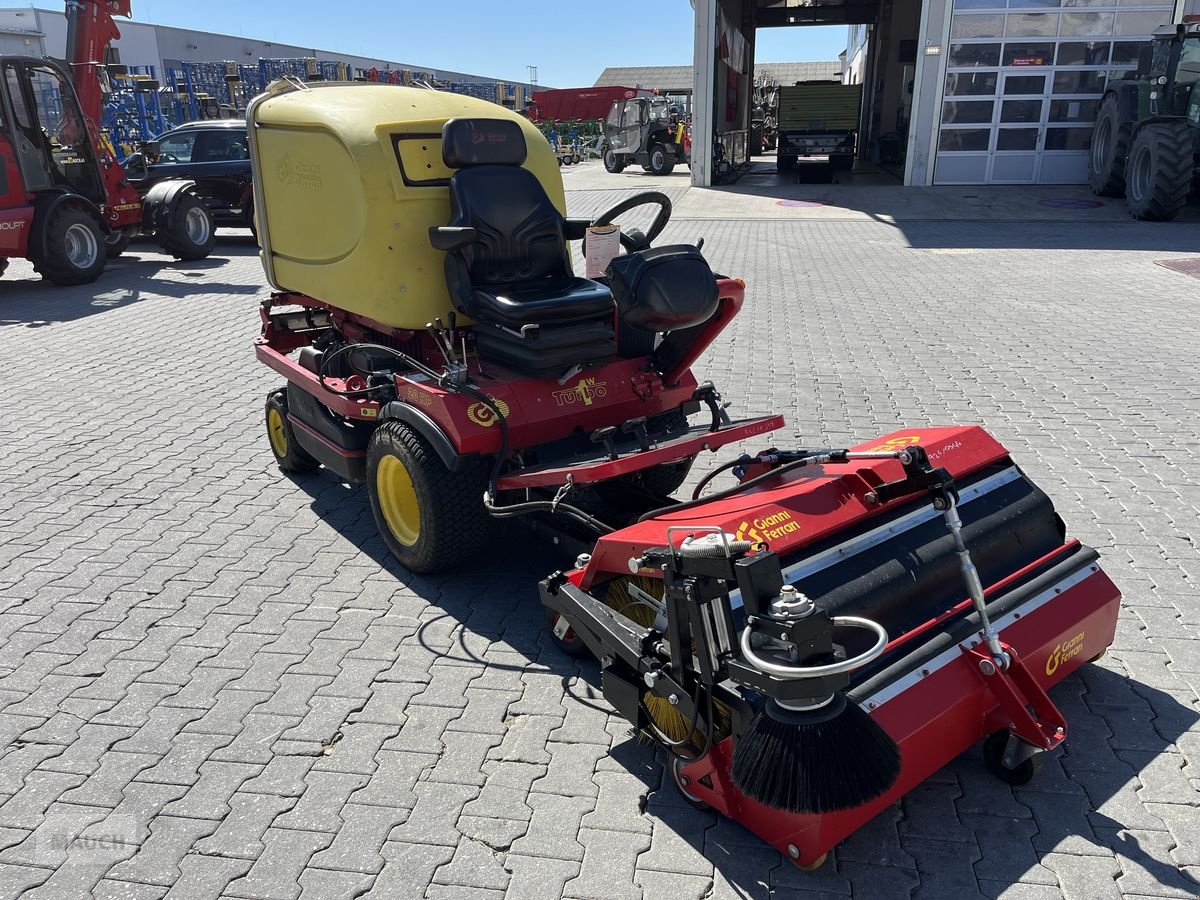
[{"x1": 0, "y1": 0, "x2": 214, "y2": 285}]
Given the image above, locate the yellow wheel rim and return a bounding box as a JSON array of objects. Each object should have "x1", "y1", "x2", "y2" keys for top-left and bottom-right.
[
  {"x1": 267, "y1": 407, "x2": 289, "y2": 458},
  {"x1": 377, "y1": 454, "x2": 421, "y2": 546}
]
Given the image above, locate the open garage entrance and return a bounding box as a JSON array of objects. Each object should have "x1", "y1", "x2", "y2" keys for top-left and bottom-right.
[{"x1": 691, "y1": 0, "x2": 1181, "y2": 187}]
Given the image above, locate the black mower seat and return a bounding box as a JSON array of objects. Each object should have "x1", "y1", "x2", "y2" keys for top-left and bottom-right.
[{"x1": 432, "y1": 118, "x2": 615, "y2": 375}]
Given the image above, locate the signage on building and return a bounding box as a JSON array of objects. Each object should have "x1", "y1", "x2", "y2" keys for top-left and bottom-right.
[{"x1": 1011, "y1": 56, "x2": 1046, "y2": 66}]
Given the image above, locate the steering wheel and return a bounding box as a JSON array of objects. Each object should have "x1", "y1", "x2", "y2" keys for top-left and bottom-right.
[{"x1": 591, "y1": 191, "x2": 673, "y2": 253}]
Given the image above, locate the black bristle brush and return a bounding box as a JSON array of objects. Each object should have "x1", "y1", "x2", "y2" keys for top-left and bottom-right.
[{"x1": 729, "y1": 692, "x2": 901, "y2": 814}]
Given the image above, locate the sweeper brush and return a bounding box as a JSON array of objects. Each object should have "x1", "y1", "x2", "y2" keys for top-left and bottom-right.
[{"x1": 541, "y1": 428, "x2": 1121, "y2": 868}]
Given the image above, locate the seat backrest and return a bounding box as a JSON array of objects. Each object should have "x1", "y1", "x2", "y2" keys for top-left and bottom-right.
[{"x1": 443, "y1": 118, "x2": 568, "y2": 287}]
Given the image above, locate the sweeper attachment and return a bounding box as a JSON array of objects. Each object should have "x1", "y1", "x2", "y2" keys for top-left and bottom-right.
[{"x1": 540, "y1": 427, "x2": 1121, "y2": 868}]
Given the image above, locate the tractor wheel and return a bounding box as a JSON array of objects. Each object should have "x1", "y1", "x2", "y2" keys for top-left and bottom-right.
[
  {"x1": 32, "y1": 205, "x2": 106, "y2": 286},
  {"x1": 604, "y1": 148, "x2": 626, "y2": 173},
  {"x1": 104, "y1": 228, "x2": 134, "y2": 260},
  {"x1": 1088, "y1": 93, "x2": 1132, "y2": 197},
  {"x1": 160, "y1": 191, "x2": 216, "y2": 260},
  {"x1": 366, "y1": 420, "x2": 490, "y2": 574},
  {"x1": 1126, "y1": 121, "x2": 1192, "y2": 222},
  {"x1": 265, "y1": 388, "x2": 319, "y2": 473},
  {"x1": 648, "y1": 144, "x2": 674, "y2": 176},
  {"x1": 0, "y1": 258, "x2": 7, "y2": 278}
]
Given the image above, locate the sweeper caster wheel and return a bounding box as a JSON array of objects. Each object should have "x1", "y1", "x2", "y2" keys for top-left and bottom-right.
[
  {"x1": 668, "y1": 755, "x2": 711, "y2": 811},
  {"x1": 546, "y1": 610, "x2": 589, "y2": 658},
  {"x1": 265, "y1": 389, "x2": 320, "y2": 473},
  {"x1": 366, "y1": 421, "x2": 490, "y2": 574},
  {"x1": 787, "y1": 851, "x2": 828, "y2": 872},
  {"x1": 983, "y1": 731, "x2": 1044, "y2": 786}
]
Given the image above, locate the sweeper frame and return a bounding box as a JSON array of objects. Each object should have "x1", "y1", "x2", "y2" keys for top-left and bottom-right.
[{"x1": 540, "y1": 431, "x2": 1121, "y2": 868}]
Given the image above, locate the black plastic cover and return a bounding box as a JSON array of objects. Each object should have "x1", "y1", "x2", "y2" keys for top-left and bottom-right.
[
  {"x1": 607, "y1": 245, "x2": 719, "y2": 332},
  {"x1": 442, "y1": 118, "x2": 527, "y2": 168}
]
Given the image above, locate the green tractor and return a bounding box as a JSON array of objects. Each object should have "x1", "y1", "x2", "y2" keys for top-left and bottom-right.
[{"x1": 1089, "y1": 23, "x2": 1200, "y2": 220}]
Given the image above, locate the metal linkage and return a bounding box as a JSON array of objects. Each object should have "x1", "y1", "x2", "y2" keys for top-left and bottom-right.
[{"x1": 942, "y1": 498, "x2": 1011, "y2": 670}]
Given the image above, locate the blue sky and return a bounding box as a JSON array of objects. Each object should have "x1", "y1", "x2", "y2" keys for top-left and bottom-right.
[{"x1": 128, "y1": 1, "x2": 847, "y2": 86}]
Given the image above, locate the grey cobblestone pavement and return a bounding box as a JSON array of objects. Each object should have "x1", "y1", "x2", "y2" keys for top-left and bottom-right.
[{"x1": 0, "y1": 165, "x2": 1198, "y2": 899}]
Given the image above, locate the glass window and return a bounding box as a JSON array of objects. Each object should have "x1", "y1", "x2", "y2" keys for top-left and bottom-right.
[
  {"x1": 1004, "y1": 75, "x2": 1047, "y2": 93},
  {"x1": 1044, "y1": 127, "x2": 1092, "y2": 149},
  {"x1": 939, "y1": 128, "x2": 992, "y2": 150},
  {"x1": 949, "y1": 43, "x2": 1002, "y2": 66},
  {"x1": 157, "y1": 130, "x2": 197, "y2": 162},
  {"x1": 1110, "y1": 40, "x2": 1150, "y2": 66},
  {"x1": 952, "y1": 14, "x2": 1006, "y2": 37},
  {"x1": 942, "y1": 99, "x2": 996, "y2": 123},
  {"x1": 1006, "y1": 13, "x2": 1059, "y2": 35},
  {"x1": 996, "y1": 128, "x2": 1040, "y2": 149},
  {"x1": 1061, "y1": 12, "x2": 1115, "y2": 35},
  {"x1": 1061, "y1": 0, "x2": 1112, "y2": 8},
  {"x1": 1001, "y1": 99, "x2": 1044, "y2": 121},
  {"x1": 1009, "y1": 0, "x2": 1061, "y2": 7},
  {"x1": 1056, "y1": 41, "x2": 1111, "y2": 64},
  {"x1": 1114, "y1": 9, "x2": 1170, "y2": 34},
  {"x1": 192, "y1": 130, "x2": 249, "y2": 162},
  {"x1": 1049, "y1": 98, "x2": 1100, "y2": 120},
  {"x1": 620, "y1": 101, "x2": 642, "y2": 128},
  {"x1": 1004, "y1": 42, "x2": 1055, "y2": 64},
  {"x1": 946, "y1": 72, "x2": 999, "y2": 95},
  {"x1": 605, "y1": 103, "x2": 621, "y2": 127},
  {"x1": 956, "y1": 0, "x2": 1005, "y2": 8},
  {"x1": 1053, "y1": 70, "x2": 1106, "y2": 92}
]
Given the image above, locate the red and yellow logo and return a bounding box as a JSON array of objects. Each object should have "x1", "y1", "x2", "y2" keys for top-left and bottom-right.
[
  {"x1": 866, "y1": 435, "x2": 922, "y2": 452},
  {"x1": 735, "y1": 510, "x2": 801, "y2": 544},
  {"x1": 467, "y1": 397, "x2": 510, "y2": 427},
  {"x1": 1045, "y1": 631, "x2": 1086, "y2": 676}
]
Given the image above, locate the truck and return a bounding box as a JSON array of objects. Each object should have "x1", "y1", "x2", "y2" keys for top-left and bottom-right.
[
  {"x1": 775, "y1": 81, "x2": 863, "y2": 174},
  {"x1": 0, "y1": 0, "x2": 214, "y2": 285}
]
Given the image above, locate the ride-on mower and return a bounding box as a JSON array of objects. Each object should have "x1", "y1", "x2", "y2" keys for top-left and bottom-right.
[{"x1": 250, "y1": 79, "x2": 1120, "y2": 868}]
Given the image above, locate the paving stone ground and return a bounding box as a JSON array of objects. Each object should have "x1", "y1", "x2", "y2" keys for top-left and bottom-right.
[{"x1": 0, "y1": 163, "x2": 1198, "y2": 899}]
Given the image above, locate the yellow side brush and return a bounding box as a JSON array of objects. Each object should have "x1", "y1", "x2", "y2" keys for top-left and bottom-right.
[{"x1": 601, "y1": 576, "x2": 733, "y2": 747}]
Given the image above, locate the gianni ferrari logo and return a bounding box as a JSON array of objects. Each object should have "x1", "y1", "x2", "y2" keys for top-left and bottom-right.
[
  {"x1": 735, "y1": 510, "x2": 801, "y2": 544},
  {"x1": 1045, "y1": 631, "x2": 1086, "y2": 676},
  {"x1": 553, "y1": 378, "x2": 607, "y2": 407},
  {"x1": 866, "y1": 435, "x2": 922, "y2": 452},
  {"x1": 466, "y1": 397, "x2": 510, "y2": 428}
]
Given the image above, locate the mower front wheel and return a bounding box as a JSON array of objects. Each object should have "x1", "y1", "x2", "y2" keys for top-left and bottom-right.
[
  {"x1": 366, "y1": 421, "x2": 490, "y2": 574},
  {"x1": 265, "y1": 389, "x2": 320, "y2": 473},
  {"x1": 545, "y1": 609, "x2": 589, "y2": 658},
  {"x1": 669, "y1": 754, "x2": 711, "y2": 811}
]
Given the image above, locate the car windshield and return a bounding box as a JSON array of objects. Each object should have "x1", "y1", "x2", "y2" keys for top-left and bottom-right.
[{"x1": 649, "y1": 101, "x2": 671, "y2": 122}]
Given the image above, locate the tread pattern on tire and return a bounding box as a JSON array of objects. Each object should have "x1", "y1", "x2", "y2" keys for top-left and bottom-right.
[
  {"x1": 1127, "y1": 121, "x2": 1192, "y2": 221},
  {"x1": 367, "y1": 420, "x2": 491, "y2": 574},
  {"x1": 161, "y1": 192, "x2": 216, "y2": 261},
  {"x1": 1088, "y1": 94, "x2": 1132, "y2": 198},
  {"x1": 266, "y1": 388, "x2": 319, "y2": 473}
]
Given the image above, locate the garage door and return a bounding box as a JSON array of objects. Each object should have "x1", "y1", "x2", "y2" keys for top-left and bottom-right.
[{"x1": 934, "y1": 0, "x2": 1174, "y2": 185}]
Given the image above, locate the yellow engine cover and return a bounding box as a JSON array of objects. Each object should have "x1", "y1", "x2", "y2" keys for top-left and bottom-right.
[{"x1": 248, "y1": 81, "x2": 567, "y2": 330}]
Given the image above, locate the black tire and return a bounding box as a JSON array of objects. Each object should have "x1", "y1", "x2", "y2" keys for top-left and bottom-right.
[
  {"x1": 1126, "y1": 121, "x2": 1192, "y2": 222},
  {"x1": 265, "y1": 388, "x2": 319, "y2": 473},
  {"x1": 648, "y1": 144, "x2": 674, "y2": 176},
  {"x1": 160, "y1": 191, "x2": 216, "y2": 261},
  {"x1": 669, "y1": 754, "x2": 712, "y2": 810},
  {"x1": 982, "y1": 731, "x2": 1044, "y2": 786},
  {"x1": 546, "y1": 608, "x2": 590, "y2": 658},
  {"x1": 32, "y1": 205, "x2": 106, "y2": 286},
  {"x1": 777, "y1": 155, "x2": 796, "y2": 173},
  {"x1": 612, "y1": 410, "x2": 695, "y2": 498},
  {"x1": 104, "y1": 228, "x2": 133, "y2": 260},
  {"x1": 604, "y1": 148, "x2": 626, "y2": 173},
  {"x1": 1088, "y1": 94, "x2": 1133, "y2": 198},
  {"x1": 246, "y1": 197, "x2": 257, "y2": 239},
  {"x1": 0, "y1": 258, "x2": 7, "y2": 278},
  {"x1": 366, "y1": 420, "x2": 490, "y2": 574}
]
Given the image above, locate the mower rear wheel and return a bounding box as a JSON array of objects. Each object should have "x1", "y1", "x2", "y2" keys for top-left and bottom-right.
[
  {"x1": 982, "y1": 731, "x2": 1044, "y2": 786},
  {"x1": 265, "y1": 389, "x2": 320, "y2": 473},
  {"x1": 366, "y1": 421, "x2": 490, "y2": 574},
  {"x1": 792, "y1": 852, "x2": 829, "y2": 872},
  {"x1": 669, "y1": 754, "x2": 711, "y2": 810}
]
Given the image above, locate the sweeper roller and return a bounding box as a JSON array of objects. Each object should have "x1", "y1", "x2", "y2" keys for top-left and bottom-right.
[{"x1": 541, "y1": 426, "x2": 1121, "y2": 867}]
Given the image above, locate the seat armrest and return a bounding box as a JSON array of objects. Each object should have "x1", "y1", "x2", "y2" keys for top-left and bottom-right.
[
  {"x1": 564, "y1": 218, "x2": 591, "y2": 241},
  {"x1": 429, "y1": 226, "x2": 479, "y2": 252}
]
